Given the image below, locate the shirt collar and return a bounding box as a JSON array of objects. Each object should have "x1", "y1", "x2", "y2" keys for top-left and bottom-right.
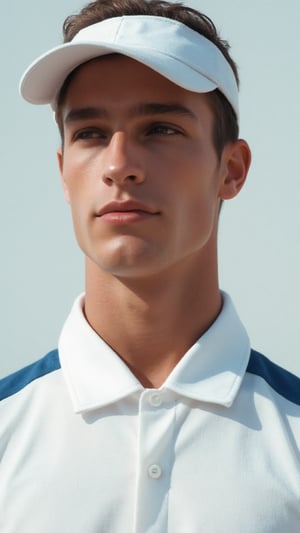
[
  {"x1": 164, "y1": 293, "x2": 251, "y2": 406},
  {"x1": 58, "y1": 292, "x2": 250, "y2": 413}
]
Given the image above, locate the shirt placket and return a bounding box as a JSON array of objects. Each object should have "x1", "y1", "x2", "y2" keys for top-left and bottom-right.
[{"x1": 133, "y1": 389, "x2": 176, "y2": 533}]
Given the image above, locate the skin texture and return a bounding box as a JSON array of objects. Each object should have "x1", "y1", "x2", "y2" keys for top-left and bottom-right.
[{"x1": 58, "y1": 55, "x2": 251, "y2": 387}]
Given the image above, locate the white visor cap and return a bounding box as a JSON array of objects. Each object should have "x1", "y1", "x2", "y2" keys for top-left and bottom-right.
[{"x1": 20, "y1": 15, "x2": 239, "y2": 118}]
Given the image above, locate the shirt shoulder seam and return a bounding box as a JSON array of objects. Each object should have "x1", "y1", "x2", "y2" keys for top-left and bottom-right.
[
  {"x1": 0, "y1": 349, "x2": 60, "y2": 401},
  {"x1": 246, "y1": 349, "x2": 300, "y2": 406}
]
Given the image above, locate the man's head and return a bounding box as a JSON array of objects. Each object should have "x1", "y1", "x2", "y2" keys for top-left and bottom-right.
[
  {"x1": 20, "y1": 0, "x2": 250, "y2": 281},
  {"x1": 20, "y1": 0, "x2": 239, "y2": 158},
  {"x1": 55, "y1": 52, "x2": 250, "y2": 280}
]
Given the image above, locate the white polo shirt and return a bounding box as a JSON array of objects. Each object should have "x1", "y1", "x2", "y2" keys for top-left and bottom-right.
[{"x1": 1, "y1": 293, "x2": 300, "y2": 532}]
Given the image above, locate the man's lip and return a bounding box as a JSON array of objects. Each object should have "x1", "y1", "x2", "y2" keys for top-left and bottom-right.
[{"x1": 96, "y1": 200, "x2": 159, "y2": 217}]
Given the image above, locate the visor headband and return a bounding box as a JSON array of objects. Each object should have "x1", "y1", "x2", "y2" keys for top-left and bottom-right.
[{"x1": 20, "y1": 15, "x2": 239, "y2": 118}]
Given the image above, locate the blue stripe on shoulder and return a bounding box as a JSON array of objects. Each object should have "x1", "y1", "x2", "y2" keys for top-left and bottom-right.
[
  {"x1": 0, "y1": 349, "x2": 60, "y2": 401},
  {"x1": 247, "y1": 349, "x2": 300, "y2": 405}
]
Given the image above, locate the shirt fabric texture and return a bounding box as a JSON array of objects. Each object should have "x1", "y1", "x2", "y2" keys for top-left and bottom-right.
[{"x1": 0, "y1": 293, "x2": 299, "y2": 532}]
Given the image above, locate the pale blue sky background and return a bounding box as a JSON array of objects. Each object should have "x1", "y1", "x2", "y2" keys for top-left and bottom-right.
[{"x1": 1, "y1": 0, "x2": 299, "y2": 377}]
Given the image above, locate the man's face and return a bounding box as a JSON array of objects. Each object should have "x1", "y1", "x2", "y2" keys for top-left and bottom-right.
[{"x1": 58, "y1": 55, "x2": 242, "y2": 280}]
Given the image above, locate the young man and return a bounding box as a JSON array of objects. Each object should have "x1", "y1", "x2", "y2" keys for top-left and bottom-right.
[{"x1": 1, "y1": 1, "x2": 299, "y2": 531}]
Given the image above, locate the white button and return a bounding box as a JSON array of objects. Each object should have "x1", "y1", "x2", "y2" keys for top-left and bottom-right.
[
  {"x1": 148, "y1": 464, "x2": 162, "y2": 479},
  {"x1": 149, "y1": 393, "x2": 162, "y2": 407}
]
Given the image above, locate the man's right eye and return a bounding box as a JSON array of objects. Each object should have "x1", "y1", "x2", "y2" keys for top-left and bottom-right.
[{"x1": 73, "y1": 128, "x2": 106, "y2": 141}]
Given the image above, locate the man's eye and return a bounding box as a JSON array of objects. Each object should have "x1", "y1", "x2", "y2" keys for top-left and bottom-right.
[
  {"x1": 74, "y1": 129, "x2": 105, "y2": 140},
  {"x1": 147, "y1": 124, "x2": 180, "y2": 136}
]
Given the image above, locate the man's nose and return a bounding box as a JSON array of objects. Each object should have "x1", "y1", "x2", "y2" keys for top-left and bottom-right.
[{"x1": 101, "y1": 131, "x2": 145, "y2": 186}]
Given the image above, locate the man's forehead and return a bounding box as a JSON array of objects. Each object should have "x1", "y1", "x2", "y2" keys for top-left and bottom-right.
[{"x1": 59, "y1": 55, "x2": 209, "y2": 119}]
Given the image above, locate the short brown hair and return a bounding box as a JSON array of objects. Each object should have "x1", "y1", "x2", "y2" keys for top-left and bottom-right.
[{"x1": 56, "y1": 0, "x2": 239, "y2": 157}]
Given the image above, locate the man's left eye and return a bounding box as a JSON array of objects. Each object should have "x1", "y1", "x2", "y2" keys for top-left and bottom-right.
[{"x1": 148, "y1": 124, "x2": 179, "y2": 136}]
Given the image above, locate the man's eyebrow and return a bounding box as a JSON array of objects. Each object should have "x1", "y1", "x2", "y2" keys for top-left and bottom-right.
[
  {"x1": 128, "y1": 102, "x2": 197, "y2": 120},
  {"x1": 64, "y1": 107, "x2": 109, "y2": 125},
  {"x1": 63, "y1": 102, "x2": 197, "y2": 125}
]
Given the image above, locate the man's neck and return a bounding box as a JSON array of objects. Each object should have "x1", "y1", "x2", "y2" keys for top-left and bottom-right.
[{"x1": 84, "y1": 258, "x2": 222, "y2": 388}]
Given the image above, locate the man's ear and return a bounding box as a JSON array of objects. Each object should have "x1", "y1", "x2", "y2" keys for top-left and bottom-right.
[
  {"x1": 219, "y1": 139, "x2": 251, "y2": 200},
  {"x1": 57, "y1": 148, "x2": 70, "y2": 204}
]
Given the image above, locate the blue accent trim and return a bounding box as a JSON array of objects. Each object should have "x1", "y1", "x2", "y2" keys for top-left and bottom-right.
[
  {"x1": 247, "y1": 349, "x2": 300, "y2": 405},
  {"x1": 0, "y1": 349, "x2": 60, "y2": 401}
]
